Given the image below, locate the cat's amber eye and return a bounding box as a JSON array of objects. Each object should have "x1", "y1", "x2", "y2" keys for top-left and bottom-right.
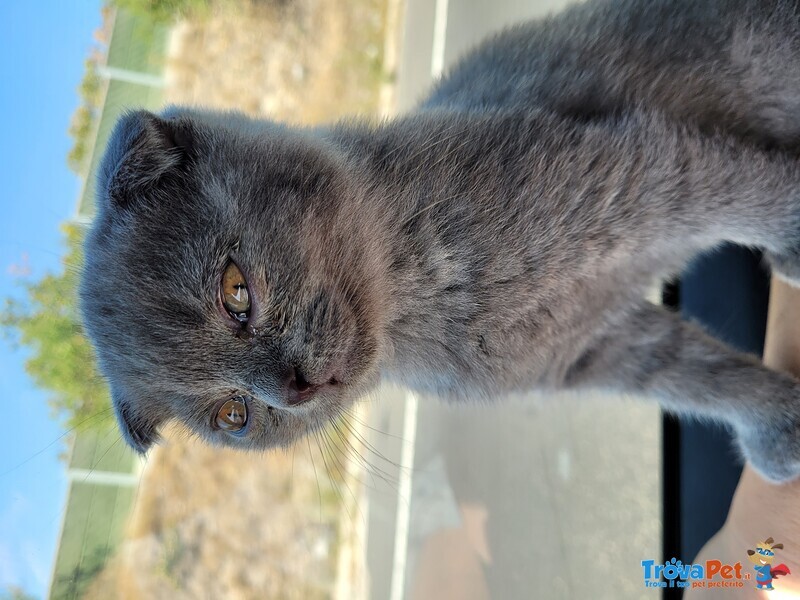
[
  {"x1": 214, "y1": 397, "x2": 248, "y2": 433},
  {"x1": 221, "y1": 261, "x2": 250, "y2": 322}
]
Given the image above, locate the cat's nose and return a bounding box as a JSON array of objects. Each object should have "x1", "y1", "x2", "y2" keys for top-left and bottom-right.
[{"x1": 285, "y1": 366, "x2": 320, "y2": 406}]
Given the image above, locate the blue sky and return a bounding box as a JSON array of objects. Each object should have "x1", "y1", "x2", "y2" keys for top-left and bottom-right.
[{"x1": 0, "y1": 2, "x2": 104, "y2": 597}]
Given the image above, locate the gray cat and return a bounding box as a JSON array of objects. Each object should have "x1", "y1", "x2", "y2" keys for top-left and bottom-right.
[{"x1": 81, "y1": 0, "x2": 800, "y2": 482}]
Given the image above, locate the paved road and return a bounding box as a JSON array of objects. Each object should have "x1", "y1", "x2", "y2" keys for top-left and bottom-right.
[{"x1": 362, "y1": 2, "x2": 661, "y2": 599}]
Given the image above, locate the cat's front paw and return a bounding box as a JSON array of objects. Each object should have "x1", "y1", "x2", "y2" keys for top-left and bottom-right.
[
  {"x1": 766, "y1": 248, "x2": 800, "y2": 288},
  {"x1": 736, "y1": 419, "x2": 800, "y2": 483}
]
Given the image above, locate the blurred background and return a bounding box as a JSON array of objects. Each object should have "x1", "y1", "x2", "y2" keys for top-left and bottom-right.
[{"x1": 0, "y1": 0, "x2": 662, "y2": 598}]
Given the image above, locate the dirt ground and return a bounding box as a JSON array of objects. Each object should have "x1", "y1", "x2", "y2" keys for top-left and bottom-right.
[
  {"x1": 86, "y1": 425, "x2": 349, "y2": 600},
  {"x1": 165, "y1": 0, "x2": 390, "y2": 122},
  {"x1": 85, "y1": 1, "x2": 396, "y2": 597}
]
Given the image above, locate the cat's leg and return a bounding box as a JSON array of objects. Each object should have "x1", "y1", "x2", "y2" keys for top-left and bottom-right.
[{"x1": 560, "y1": 301, "x2": 800, "y2": 483}]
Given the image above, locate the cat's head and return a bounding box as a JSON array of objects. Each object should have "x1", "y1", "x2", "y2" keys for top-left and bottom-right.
[{"x1": 80, "y1": 108, "x2": 390, "y2": 454}]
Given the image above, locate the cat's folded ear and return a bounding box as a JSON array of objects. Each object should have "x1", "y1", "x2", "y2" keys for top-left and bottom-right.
[
  {"x1": 99, "y1": 110, "x2": 193, "y2": 210},
  {"x1": 111, "y1": 382, "x2": 165, "y2": 454}
]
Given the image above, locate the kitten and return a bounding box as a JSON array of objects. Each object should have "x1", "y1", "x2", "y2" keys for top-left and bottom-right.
[{"x1": 81, "y1": 0, "x2": 800, "y2": 482}]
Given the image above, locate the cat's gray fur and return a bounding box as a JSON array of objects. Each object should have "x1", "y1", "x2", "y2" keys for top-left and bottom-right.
[{"x1": 81, "y1": 0, "x2": 800, "y2": 482}]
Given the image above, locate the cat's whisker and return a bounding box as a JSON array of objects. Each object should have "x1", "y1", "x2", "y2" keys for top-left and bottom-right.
[
  {"x1": 312, "y1": 428, "x2": 349, "y2": 522},
  {"x1": 326, "y1": 428, "x2": 375, "y2": 534},
  {"x1": 342, "y1": 408, "x2": 407, "y2": 441},
  {"x1": 318, "y1": 427, "x2": 366, "y2": 531},
  {"x1": 306, "y1": 435, "x2": 324, "y2": 524},
  {"x1": 337, "y1": 411, "x2": 409, "y2": 480},
  {"x1": 330, "y1": 417, "x2": 399, "y2": 495}
]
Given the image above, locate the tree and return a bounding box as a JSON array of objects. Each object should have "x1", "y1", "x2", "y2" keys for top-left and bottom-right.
[
  {"x1": 53, "y1": 548, "x2": 108, "y2": 600},
  {"x1": 66, "y1": 103, "x2": 96, "y2": 174},
  {"x1": 0, "y1": 586, "x2": 38, "y2": 600},
  {"x1": 1, "y1": 223, "x2": 112, "y2": 432},
  {"x1": 66, "y1": 5, "x2": 112, "y2": 177}
]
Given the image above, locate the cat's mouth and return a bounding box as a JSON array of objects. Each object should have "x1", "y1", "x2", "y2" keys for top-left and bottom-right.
[{"x1": 243, "y1": 361, "x2": 347, "y2": 412}]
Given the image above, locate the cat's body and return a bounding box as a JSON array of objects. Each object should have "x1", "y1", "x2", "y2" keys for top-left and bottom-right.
[{"x1": 82, "y1": 0, "x2": 800, "y2": 481}]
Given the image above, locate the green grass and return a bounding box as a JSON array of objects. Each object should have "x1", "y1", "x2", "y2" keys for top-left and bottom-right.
[
  {"x1": 49, "y1": 10, "x2": 166, "y2": 598},
  {"x1": 78, "y1": 79, "x2": 165, "y2": 219},
  {"x1": 77, "y1": 9, "x2": 168, "y2": 218},
  {"x1": 49, "y1": 483, "x2": 135, "y2": 600},
  {"x1": 107, "y1": 10, "x2": 170, "y2": 74},
  {"x1": 69, "y1": 428, "x2": 138, "y2": 474},
  {"x1": 110, "y1": 0, "x2": 214, "y2": 24}
]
